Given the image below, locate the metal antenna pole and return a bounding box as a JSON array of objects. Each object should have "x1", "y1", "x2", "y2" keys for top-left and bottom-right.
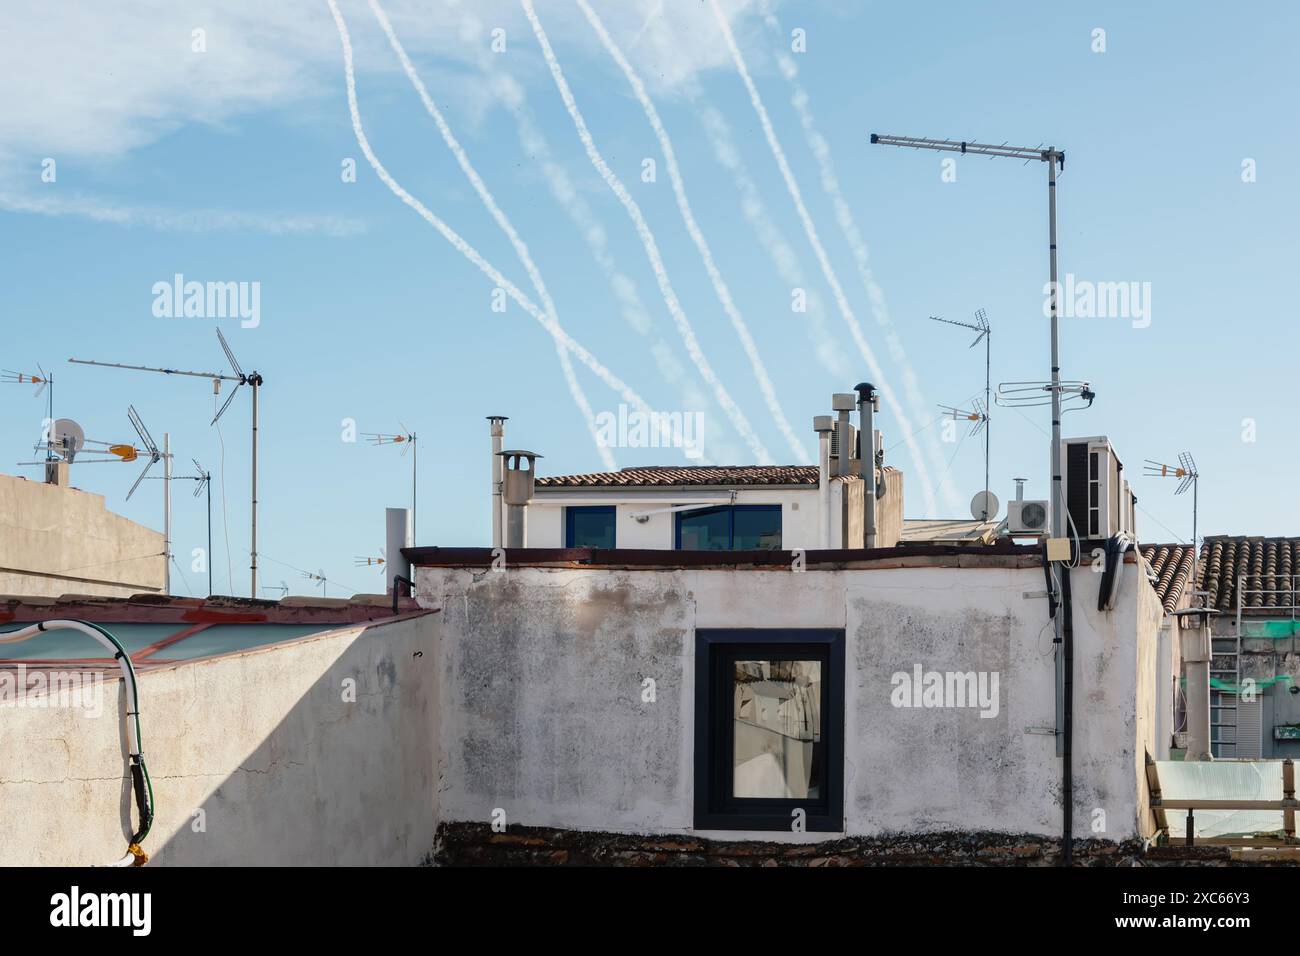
[
  {"x1": 983, "y1": 325, "x2": 991, "y2": 517},
  {"x1": 250, "y1": 375, "x2": 260, "y2": 597},
  {"x1": 163, "y1": 433, "x2": 172, "y2": 595},
  {"x1": 1047, "y1": 154, "x2": 1063, "y2": 541},
  {"x1": 1192, "y1": 475, "x2": 1198, "y2": 573},
  {"x1": 206, "y1": 472, "x2": 213, "y2": 597},
  {"x1": 412, "y1": 433, "x2": 418, "y2": 543}
]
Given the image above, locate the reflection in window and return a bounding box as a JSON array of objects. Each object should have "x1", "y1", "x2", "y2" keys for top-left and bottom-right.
[
  {"x1": 732, "y1": 659, "x2": 822, "y2": 799},
  {"x1": 565, "y1": 506, "x2": 616, "y2": 548},
  {"x1": 676, "y1": 505, "x2": 781, "y2": 551}
]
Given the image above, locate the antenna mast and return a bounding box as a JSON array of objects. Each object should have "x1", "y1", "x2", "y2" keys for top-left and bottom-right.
[
  {"x1": 931, "y1": 310, "x2": 992, "y2": 517},
  {"x1": 71, "y1": 329, "x2": 264, "y2": 596},
  {"x1": 364, "y1": 427, "x2": 418, "y2": 540},
  {"x1": 873, "y1": 131, "x2": 1074, "y2": 862}
]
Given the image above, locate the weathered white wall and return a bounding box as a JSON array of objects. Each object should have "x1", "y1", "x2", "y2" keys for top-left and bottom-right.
[
  {"x1": 0, "y1": 615, "x2": 439, "y2": 866},
  {"x1": 420, "y1": 558, "x2": 1161, "y2": 842},
  {"x1": 527, "y1": 488, "x2": 825, "y2": 550},
  {"x1": 0, "y1": 473, "x2": 165, "y2": 597}
]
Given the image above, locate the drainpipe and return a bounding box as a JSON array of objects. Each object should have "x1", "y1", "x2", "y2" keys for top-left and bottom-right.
[
  {"x1": 1181, "y1": 610, "x2": 1213, "y2": 761},
  {"x1": 1060, "y1": 566, "x2": 1075, "y2": 865},
  {"x1": 855, "y1": 383, "x2": 879, "y2": 549},
  {"x1": 813, "y1": 415, "x2": 834, "y2": 549},
  {"x1": 500, "y1": 450, "x2": 542, "y2": 548},
  {"x1": 831, "y1": 394, "x2": 855, "y2": 477},
  {"x1": 487, "y1": 416, "x2": 507, "y2": 548}
]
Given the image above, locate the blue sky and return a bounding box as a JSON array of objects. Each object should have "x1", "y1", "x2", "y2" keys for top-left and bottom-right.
[{"x1": 2, "y1": 0, "x2": 1297, "y2": 597}]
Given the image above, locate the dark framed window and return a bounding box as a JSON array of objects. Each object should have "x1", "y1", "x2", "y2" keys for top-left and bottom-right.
[
  {"x1": 675, "y1": 505, "x2": 781, "y2": 551},
  {"x1": 565, "y1": 506, "x2": 616, "y2": 548},
  {"x1": 694, "y1": 628, "x2": 844, "y2": 831}
]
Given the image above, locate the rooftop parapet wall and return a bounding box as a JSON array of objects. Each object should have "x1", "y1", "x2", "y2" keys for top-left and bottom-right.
[{"x1": 0, "y1": 473, "x2": 165, "y2": 598}]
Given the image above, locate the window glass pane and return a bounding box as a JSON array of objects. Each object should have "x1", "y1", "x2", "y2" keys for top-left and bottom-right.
[
  {"x1": 678, "y1": 507, "x2": 730, "y2": 550},
  {"x1": 733, "y1": 507, "x2": 782, "y2": 550},
  {"x1": 732, "y1": 659, "x2": 822, "y2": 799},
  {"x1": 567, "y1": 508, "x2": 615, "y2": 548}
]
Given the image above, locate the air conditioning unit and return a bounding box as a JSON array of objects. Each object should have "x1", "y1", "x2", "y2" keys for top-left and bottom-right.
[
  {"x1": 1058, "y1": 436, "x2": 1136, "y2": 540},
  {"x1": 1008, "y1": 499, "x2": 1050, "y2": 535}
]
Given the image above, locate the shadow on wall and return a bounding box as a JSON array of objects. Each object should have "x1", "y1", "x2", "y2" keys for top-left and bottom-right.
[{"x1": 149, "y1": 616, "x2": 440, "y2": 865}]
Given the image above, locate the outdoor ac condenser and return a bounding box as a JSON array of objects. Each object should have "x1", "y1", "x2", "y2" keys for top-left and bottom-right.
[
  {"x1": 1058, "y1": 436, "x2": 1135, "y2": 540},
  {"x1": 1008, "y1": 499, "x2": 1049, "y2": 535}
]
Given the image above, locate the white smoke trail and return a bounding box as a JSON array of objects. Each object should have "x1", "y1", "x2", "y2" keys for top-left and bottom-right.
[
  {"x1": 693, "y1": 95, "x2": 852, "y2": 383},
  {"x1": 576, "y1": 0, "x2": 807, "y2": 464},
  {"x1": 707, "y1": 0, "x2": 938, "y2": 516},
  {"x1": 367, "y1": 0, "x2": 615, "y2": 469},
  {"x1": 326, "y1": 0, "x2": 648, "y2": 469},
  {"x1": 521, "y1": 0, "x2": 773, "y2": 466},
  {"x1": 510, "y1": 101, "x2": 731, "y2": 464},
  {"x1": 761, "y1": 5, "x2": 958, "y2": 512}
]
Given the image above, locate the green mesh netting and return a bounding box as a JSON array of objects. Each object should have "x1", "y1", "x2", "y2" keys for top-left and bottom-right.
[{"x1": 1240, "y1": 620, "x2": 1300, "y2": 639}]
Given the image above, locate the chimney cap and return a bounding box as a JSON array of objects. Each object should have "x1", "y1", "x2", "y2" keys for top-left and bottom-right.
[
  {"x1": 854, "y1": 382, "x2": 877, "y2": 401},
  {"x1": 486, "y1": 415, "x2": 509, "y2": 422},
  {"x1": 812, "y1": 415, "x2": 834, "y2": 433},
  {"x1": 832, "y1": 393, "x2": 856, "y2": 412},
  {"x1": 498, "y1": 449, "x2": 543, "y2": 471}
]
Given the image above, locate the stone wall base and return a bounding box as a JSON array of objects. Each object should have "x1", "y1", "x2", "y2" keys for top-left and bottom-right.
[{"x1": 431, "y1": 822, "x2": 1264, "y2": 866}]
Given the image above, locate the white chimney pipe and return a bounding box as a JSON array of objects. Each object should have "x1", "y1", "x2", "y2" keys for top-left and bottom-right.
[
  {"x1": 385, "y1": 507, "x2": 413, "y2": 594},
  {"x1": 831, "y1": 394, "x2": 855, "y2": 477},
  {"x1": 488, "y1": 416, "x2": 507, "y2": 548},
  {"x1": 855, "y1": 384, "x2": 878, "y2": 549},
  {"x1": 813, "y1": 416, "x2": 834, "y2": 549}
]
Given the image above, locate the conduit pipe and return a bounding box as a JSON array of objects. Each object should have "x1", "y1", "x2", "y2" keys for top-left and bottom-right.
[
  {"x1": 0, "y1": 620, "x2": 154, "y2": 866},
  {"x1": 813, "y1": 415, "x2": 834, "y2": 549}
]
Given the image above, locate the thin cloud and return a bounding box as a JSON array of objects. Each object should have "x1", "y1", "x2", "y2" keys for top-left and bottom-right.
[{"x1": 0, "y1": 190, "x2": 366, "y2": 236}]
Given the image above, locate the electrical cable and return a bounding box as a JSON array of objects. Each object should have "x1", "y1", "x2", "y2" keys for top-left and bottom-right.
[{"x1": 0, "y1": 619, "x2": 154, "y2": 865}]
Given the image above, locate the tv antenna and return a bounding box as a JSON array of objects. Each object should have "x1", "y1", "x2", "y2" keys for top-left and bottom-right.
[
  {"x1": 4, "y1": 366, "x2": 55, "y2": 461},
  {"x1": 364, "y1": 426, "x2": 418, "y2": 540},
  {"x1": 123, "y1": 406, "x2": 173, "y2": 595},
  {"x1": 354, "y1": 548, "x2": 387, "y2": 574},
  {"x1": 1143, "y1": 452, "x2": 1200, "y2": 570},
  {"x1": 302, "y1": 568, "x2": 328, "y2": 597},
  {"x1": 262, "y1": 580, "x2": 289, "y2": 599},
  {"x1": 70, "y1": 329, "x2": 264, "y2": 597},
  {"x1": 933, "y1": 308, "x2": 993, "y2": 515}
]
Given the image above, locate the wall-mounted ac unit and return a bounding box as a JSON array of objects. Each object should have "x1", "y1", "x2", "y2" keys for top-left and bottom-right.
[
  {"x1": 1008, "y1": 499, "x2": 1049, "y2": 535},
  {"x1": 1058, "y1": 436, "x2": 1136, "y2": 540}
]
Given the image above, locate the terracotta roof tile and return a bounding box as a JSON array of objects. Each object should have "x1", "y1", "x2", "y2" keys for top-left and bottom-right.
[
  {"x1": 1197, "y1": 536, "x2": 1300, "y2": 612},
  {"x1": 1139, "y1": 543, "x2": 1197, "y2": 615},
  {"x1": 535, "y1": 465, "x2": 878, "y2": 488}
]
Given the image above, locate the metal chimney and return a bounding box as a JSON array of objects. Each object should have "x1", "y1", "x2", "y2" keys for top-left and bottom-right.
[
  {"x1": 385, "y1": 507, "x2": 413, "y2": 594},
  {"x1": 813, "y1": 415, "x2": 834, "y2": 549},
  {"x1": 831, "y1": 394, "x2": 856, "y2": 477},
  {"x1": 855, "y1": 383, "x2": 880, "y2": 548},
  {"x1": 487, "y1": 416, "x2": 507, "y2": 548},
  {"x1": 499, "y1": 450, "x2": 542, "y2": 548}
]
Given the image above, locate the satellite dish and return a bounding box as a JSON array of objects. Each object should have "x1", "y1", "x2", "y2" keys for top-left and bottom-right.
[
  {"x1": 51, "y1": 418, "x2": 85, "y2": 462},
  {"x1": 970, "y1": 490, "x2": 1000, "y2": 522}
]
